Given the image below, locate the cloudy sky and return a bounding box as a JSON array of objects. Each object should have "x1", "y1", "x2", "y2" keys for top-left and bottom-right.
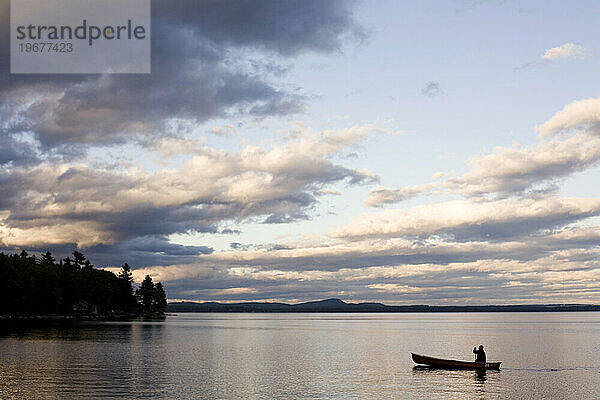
[{"x1": 2, "y1": 0, "x2": 600, "y2": 305}]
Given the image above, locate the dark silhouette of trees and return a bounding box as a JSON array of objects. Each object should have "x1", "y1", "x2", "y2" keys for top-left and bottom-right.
[
  {"x1": 40, "y1": 251, "x2": 56, "y2": 266},
  {"x1": 117, "y1": 263, "x2": 137, "y2": 313},
  {"x1": 0, "y1": 251, "x2": 167, "y2": 317},
  {"x1": 155, "y1": 282, "x2": 167, "y2": 313},
  {"x1": 72, "y1": 251, "x2": 86, "y2": 270},
  {"x1": 136, "y1": 275, "x2": 168, "y2": 315}
]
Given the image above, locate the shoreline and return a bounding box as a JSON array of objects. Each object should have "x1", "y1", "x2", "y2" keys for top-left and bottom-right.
[{"x1": 0, "y1": 313, "x2": 166, "y2": 322}]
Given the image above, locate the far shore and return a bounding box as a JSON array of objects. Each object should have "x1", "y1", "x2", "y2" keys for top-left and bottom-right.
[{"x1": 166, "y1": 298, "x2": 600, "y2": 313}]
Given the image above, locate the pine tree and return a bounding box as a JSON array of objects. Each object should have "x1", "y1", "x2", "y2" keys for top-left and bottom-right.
[
  {"x1": 154, "y1": 282, "x2": 167, "y2": 313},
  {"x1": 40, "y1": 251, "x2": 56, "y2": 266},
  {"x1": 117, "y1": 263, "x2": 136, "y2": 312},
  {"x1": 139, "y1": 275, "x2": 155, "y2": 314},
  {"x1": 72, "y1": 251, "x2": 86, "y2": 270},
  {"x1": 62, "y1": 256, "x2": 73, "y2": 271}
]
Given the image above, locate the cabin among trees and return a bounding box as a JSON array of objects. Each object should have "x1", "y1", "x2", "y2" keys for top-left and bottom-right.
[{"x1": 0, "y1": 250, "x2": 166, "y2": 317}]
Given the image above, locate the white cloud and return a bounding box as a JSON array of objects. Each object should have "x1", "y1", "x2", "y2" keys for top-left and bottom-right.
[
  {"x1": 210, "y1": 287, "x2": 258, "y2": 295},
  {"x1": 447, "y1": 132, "x2": 600, "y2": 197},
  {"x1": 541, "y1": 43, "x2": 585, "y2": 60},
  {"x1": 0, "y1": 124, "x2": 381, "y2": 248},
  {"x1": 363, "y1": 184, "x2": 433, "y2": 207},
  {"x1": 376, "y1": 98, "x2": 600, "y2": 201},
  {"x1": 104, "y1": 264, "x2": 214, "y2": 283},
  {"x1": 538, "y1": 97, "x2": 600, "y2": 137},
  {"x1": 331, "y1": 197, "x2": 600, "y2": 240},
  {"x1": 367, "y1": 283, "x2": 425, "y2": 293},
  {"x1": 516, "y1": 43, "x2": 586, "y2": 70}
]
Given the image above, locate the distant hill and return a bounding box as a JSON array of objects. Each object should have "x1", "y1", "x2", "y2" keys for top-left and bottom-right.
[{"x1": 166, "y1": 298, "x2": 600, "y2": 313}]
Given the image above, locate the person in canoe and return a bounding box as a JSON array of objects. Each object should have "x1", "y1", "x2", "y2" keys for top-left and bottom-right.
[{"x1": 473, "y1": 345, "x2": 486, "y2": 363}]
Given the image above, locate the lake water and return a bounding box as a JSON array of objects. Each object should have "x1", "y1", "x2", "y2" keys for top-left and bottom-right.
[{"x1": 1, "y1": 312, "x2": 599, "y2": 399}]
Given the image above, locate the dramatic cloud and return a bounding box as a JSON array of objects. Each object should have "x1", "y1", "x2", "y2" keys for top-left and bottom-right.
[
  {"x1": 137, "y1": 226, "x2": 600, "y2": 280},
  {"x1": 0, "y1": 0, "x2": 373, "y2": 265},
  {"x1": 0, "y1": 125, "x2": 378, "y2": 251},
  {"x1": 4, "y1": 95, "x2": 591, "y2": 305},
  {"x1": 0, "y1": 0, "x2": 364, "y2": 150},
  {"x1": 151, "y1": 0, "x2": 364, "y2": 56},
  {"x1": 541, "y1": 43, "x2": 585, "y2": 60},
  {"x1": 333, "y1": 197, "x2": 600, "y2": 241},
  {"x1": 138, "y1": 95, "x2": 597, "y2": 304},
  {"x1": 447, "y1": 133, "x2": 600, "y2": 197},
  {"x1": 120, "y1": 226, "x2": 600, "y2": 303}
]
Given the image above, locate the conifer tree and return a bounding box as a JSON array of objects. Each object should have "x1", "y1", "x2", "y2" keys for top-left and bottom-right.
[
  {"x1": 117, "y1": 263, "x2": 136, "y2": 312},
  {"x1": 40, "y1": 251, "x2": 56, "y2": 266},
  {"x1": 154, "y1": 282, "x2": 167, "y2": 313},
  {"x1": 139, "y1": 275, "x2": 156, "y2": 313}
]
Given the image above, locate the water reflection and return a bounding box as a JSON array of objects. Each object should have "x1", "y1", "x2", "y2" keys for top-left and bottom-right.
[
  {"x1": 0, "y1": 321, "x2": 168, "y2": 399},
  {"x1": 1, "y1": 313, "x2": 599, "y2": 399},
  {"x1": 412, "y1": 365, "x2": 497, "y2": 398},
  {"x1": 475, "y1": 369, "x2": 487, "y2": 382},
  {"x1": 0, "y1": 321, "x2": 134, "y2": 342},
  {"x1": 412, "y1": 365, "x2": 496, "y2": 379}
]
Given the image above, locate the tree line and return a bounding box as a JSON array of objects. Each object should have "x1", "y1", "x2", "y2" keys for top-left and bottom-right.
[{"x1": 0, "y1": 250, "x2": 166, "y2": 317}]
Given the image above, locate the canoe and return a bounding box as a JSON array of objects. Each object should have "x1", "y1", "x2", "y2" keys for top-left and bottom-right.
[{"x1": 411, "y1": 352, "x2": 501, "y2": 370}]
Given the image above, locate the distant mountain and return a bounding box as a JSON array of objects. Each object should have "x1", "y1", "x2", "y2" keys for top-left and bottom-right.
[{"x1": 166, "y1": 298, "x2": 600, "y2": 313}]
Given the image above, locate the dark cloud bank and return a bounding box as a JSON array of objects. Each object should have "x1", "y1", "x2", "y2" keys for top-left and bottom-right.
[
  {"x1": 0, "y1": 0, "x2": 363, "y2": 149},
  {"x1": 0, "y1": 0, "x2": 367, "y2": 268}
]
